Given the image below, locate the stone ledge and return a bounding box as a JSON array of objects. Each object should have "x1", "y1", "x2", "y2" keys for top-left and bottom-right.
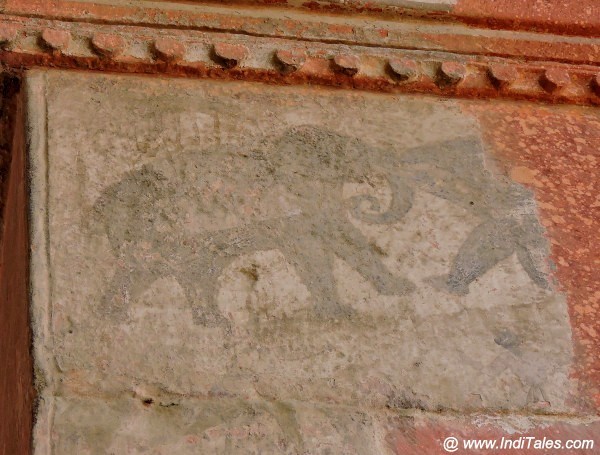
[
  {"x1": 36, "y1": 395, "x2": 600, "y2": 454},
  {"x1": 0, "y1": 16, "x2": 599, "y2": 106},
  {"x1": 1, "y1": 1, "x2": 599, "y2": 65}
]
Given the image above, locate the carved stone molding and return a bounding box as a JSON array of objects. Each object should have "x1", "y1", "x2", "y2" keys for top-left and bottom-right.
[{"x1": 0, "y1": 13, "x2": 598, "y2": 105}]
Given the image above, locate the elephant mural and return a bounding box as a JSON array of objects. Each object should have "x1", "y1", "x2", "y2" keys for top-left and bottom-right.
[
  {"x1": 91, "y1": 126, "x2": 416, "y2": 323},
  {"x1": 393, "y1": 137, "x2": 550, "y2": 295},
  {"x1": 91, "y1": 126, "x2": 551, "y2": 325}
]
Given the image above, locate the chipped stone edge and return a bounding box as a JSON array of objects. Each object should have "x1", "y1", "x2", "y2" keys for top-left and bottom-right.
[{"x1": 26, "y1": 70, "x2": 53, "y2": 455}]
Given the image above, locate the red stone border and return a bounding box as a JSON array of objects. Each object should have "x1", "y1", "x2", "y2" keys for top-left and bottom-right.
[
  {"x1": 466, "y1": 102, "x2": 600, "y2": 413},
  {"x1": 0, "y1": 16, "x2": 598, "y2": 106},
  {"x1": 0, "y1": 73, "x2": 34, "y2": 455}
]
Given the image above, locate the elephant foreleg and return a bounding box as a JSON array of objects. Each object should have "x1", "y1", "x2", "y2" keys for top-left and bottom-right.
[
  {"x1": 280, "y1": 238, "x2": 347, "y2": 318},
  {"x1": 332, "y1": 225, "x2": 414, "y2": 297}
]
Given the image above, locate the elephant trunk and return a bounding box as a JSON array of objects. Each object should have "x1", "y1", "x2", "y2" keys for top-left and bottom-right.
[{"x1": 347, "y1": 175, "x2": 413, "y2": 224}]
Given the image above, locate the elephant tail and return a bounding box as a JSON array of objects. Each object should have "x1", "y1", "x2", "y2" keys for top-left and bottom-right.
[{"x1": 347, "y1": 175, "x2": 413, "y2": 224}]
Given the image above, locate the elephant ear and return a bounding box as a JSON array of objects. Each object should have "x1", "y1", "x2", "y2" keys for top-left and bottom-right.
[{"x1": 347, "y1": 174, "x2": 413, "y2": 224}]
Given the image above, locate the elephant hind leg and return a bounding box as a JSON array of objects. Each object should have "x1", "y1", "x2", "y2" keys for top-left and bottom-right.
[
  {"x1": 99, "y1": 263, "x2": 159, "y2": 319},
  {"x1": 99, "y1": 271, "x2": 130, "y2": 319}
]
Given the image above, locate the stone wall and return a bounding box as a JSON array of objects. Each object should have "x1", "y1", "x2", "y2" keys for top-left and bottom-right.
[{"x1": 26, "y1": 70, "x2": 599, "y2": 453}]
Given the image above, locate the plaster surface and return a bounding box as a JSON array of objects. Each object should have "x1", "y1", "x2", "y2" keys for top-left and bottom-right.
[{"x1": 27, "y1": 70, "x2": 577, "y2": 453}]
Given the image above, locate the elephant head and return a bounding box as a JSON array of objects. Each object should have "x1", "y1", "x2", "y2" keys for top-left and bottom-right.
[{"x1": 266, "y1": 125, "x2": 413, "y2": 225}]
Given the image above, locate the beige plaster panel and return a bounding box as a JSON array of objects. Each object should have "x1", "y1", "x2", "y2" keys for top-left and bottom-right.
[{"x1": 26, "y1": 70, "x2": 573, "y2": 453}]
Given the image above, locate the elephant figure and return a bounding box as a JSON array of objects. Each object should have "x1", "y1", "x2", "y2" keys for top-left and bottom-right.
[
  {"x1": 395, "y1": 137, "x2": 551, "y2": 295},
  {"x1": 91, "y1": 126, "x2": 415, "y2": 324}
]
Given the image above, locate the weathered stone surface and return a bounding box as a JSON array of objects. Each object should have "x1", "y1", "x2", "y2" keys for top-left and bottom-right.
[
  {"x1": 47, "y1": 396, "x2": 600, "y2": 454},
  {"x1": 463, "y1": 101, "x2": 600, "y2": 411},
  {"x1": 49, "y1": 397, "x2": 391, "y2": 454},
  {"x1": 28, "y1": 70, "x2": 582, "y2": 452}
]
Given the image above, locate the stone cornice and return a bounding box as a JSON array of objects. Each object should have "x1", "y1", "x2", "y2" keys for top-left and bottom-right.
[{"x1": 0, "y1": 1, "x2": 598, "y2": 105}]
